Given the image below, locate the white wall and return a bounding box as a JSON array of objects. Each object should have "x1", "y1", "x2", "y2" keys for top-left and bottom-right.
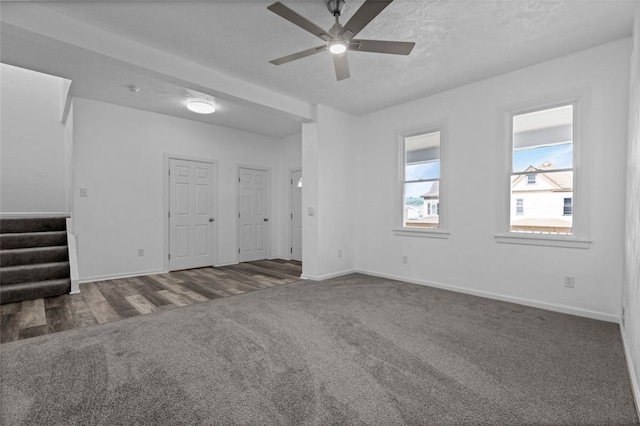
[
  {"x1": 275, "y1": 132, "x2": 302, "y2": 259},
  {"x1": 73, "y1": 98, "x2": 290, "y2": 281},
  {"x1": 0, "y1": 64, "x2": 68, "y2": 213},
  {"x1": 302, "y1": 105, "x2": 356, "y2": 279},
  {"x1": 351, "y1": 39, "x2": 630, "y2": 321},
  {"x1": 622, "y1": 5, "x2": 640, "y2": 415}
]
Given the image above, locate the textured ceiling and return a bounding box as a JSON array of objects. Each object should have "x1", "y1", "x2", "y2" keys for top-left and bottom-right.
[{"x1": 1, "y1": 1, "x2": 636, "y2": 137}]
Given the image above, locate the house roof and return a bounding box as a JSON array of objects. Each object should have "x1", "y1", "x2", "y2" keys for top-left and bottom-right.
[
  {"x1": 513, "y1": 162, "x2": 572, "y2": 190},
  {"x1": 421, "y1": 181, "x2": 439, "y2": 199}
]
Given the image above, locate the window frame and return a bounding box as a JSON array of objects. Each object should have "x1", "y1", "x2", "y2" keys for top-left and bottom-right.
[
  {"x1": 393, "y1": 122, "x2": 449, "y2": 239},
  {"x1": 495, "y1": 95, "x2": 591, "y2": 249}
]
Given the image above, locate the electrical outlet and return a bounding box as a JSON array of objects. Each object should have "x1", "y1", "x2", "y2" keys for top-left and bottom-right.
[
  {"x1": 563, "y1": 275, "x2": 575, "y2": 288},
  {"x1": 621, "y1": 306, "x2": 625, "y2": 327},
  {"x1": 80, "y1": 188, "x2": 88, "y2": 197},
  {"x1": 138, "y1": 248, "x2": 144, "y2": 257},
  {"x1": 402, "y1": 255, "x2": 408, "y2": 264},
  {"x1": 337, "y1": 249, "x2": 342, "y2": 258}
]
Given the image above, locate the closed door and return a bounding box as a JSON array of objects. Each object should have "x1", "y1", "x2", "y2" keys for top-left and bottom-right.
[
  {"x1": 238, "y1": 167, "x2": 270, "y2": 262},
  {"x1": 169, "y1": 159, "x2": 215, "y2": 271},
  {"x1": 290, "y1": 169, "x2": 302, "y2": 262}
]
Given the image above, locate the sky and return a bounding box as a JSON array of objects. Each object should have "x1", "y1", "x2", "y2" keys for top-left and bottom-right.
[{"x1": 513, "y1": 143, "x2": 572, "y2": 172}]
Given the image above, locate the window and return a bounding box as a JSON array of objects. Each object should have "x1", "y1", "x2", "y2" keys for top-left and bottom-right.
[
  {"x1": 563, "y1": 197, "x2": 572, "y2": 216},
  {"x1": 402, "y1": 130, "x2": 441, "y2": 229},
  {"x1": 509, "y1": 103, "x2": 574, "y2": 235}
]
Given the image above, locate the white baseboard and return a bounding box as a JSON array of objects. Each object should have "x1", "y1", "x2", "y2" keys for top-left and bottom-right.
[
  {"x1": 0, "y1": 212, "x2": 70, "y2": 218},
  {"x1": 215, "y1": 261, "x2": 239, "y2": 267},
  {"x1": 301, "y1": 269, "x2": 357, "y2": 281},
  {"x1": 80, "y1": 269, "x2": 165, "y2": 284},
  {"x1": 355, "y1": 268, "x2": 619, "y2": 323},
  {"x1": 621, "y1": 326, "x2": 640, "y2": 421}
]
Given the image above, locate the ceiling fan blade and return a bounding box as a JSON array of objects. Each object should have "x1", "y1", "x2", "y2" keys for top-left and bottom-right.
[
  {"x1": 350, "y1": 39, "x2": 415, "y2": 55},
  {"x1": 339, "y1": 0, "x2": 393, "y2": 40},
  {"x1": 333, "y1": 53, "x2": 350, "y2": 81},
  {"x1": 268, "y1": 2, "x2": 332, "y2": 41},
  {"x1": 270, "y1": 45, "x2": 327, "y2": 65}
]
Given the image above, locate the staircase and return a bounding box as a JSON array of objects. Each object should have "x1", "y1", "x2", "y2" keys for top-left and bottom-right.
[{"x1": 0, "y1": 217, "x2": 71, "y2": 304}]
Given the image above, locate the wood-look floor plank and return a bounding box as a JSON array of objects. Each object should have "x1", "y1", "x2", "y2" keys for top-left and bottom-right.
[
  {"x1": 80, "y1": 284, "x2": 122, "y2": 324},
  {"x1": 0, "y1": 302, "x2": 22, "y2": 316},
  {"x1": 45, "y1": 305, "x2": 75, "y2": 333},
  {"x1": 135, "y1": 275, "x2": 171, "y2": 292},
  {"x1": 44, "y1": 296, "x2": 65, "y2": 309},
  {"x1": 177, "y1": 280, "x2": 225, "y2": 299},
  {"x1": 99, "y1": 288, "x2": 139, "y2": 319},
  {"x1": 157, "y1": 290, "x2": 194, "y2": 307},
  {"x1": 19, "y1": 325, "x2": 49, "y2": 340},
  {"x1": 18, "y1": 299, "x2": 46, "y2": 328},
  {"x1": 1, "y1": 313, "x2": 20, "y2": 343},
  {"x1": 125, "y1": 294, "x2": 158, "y2": 315},
  {"x1": 134, "y1": 285, "x2": 173, "y2": 307},
  {"x1": 64, "y1": 294, "x2": 98, "y2": 329}
]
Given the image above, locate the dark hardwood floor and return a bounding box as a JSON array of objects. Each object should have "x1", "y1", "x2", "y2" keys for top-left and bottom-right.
[{"x1": 0, "y1": 259, "x2": 302, "y2": 344}]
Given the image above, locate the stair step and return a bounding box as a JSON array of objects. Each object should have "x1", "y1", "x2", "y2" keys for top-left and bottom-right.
[
  {"x1": 0, "y1": 246, "x2": 69, "y2": 267},
  {"x1": 0, "y1": 231, "x2": 67, "y2": 249},
  {"x1": 0, "y1": 217, "x2": 67, "y2": 234},
  {"x1": 0, "y1": 279, "x2": 71, "y2": 305},
  {"x1": 0, "y1": 262, "x2": 70, "y2": 286}
]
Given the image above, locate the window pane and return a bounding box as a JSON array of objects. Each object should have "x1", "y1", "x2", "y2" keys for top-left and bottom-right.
[
  {"x1": 510, "y1": 171, "x2": 573, "y2": 234},
  {"x1": 512, "y1": 105, "x2": 573, "y2": 173},
  {"x1": 405, "y1": 131, "x2": 440, "y2": 181},
  {"x1": 404, "y1": 180, "x2": 439, "y2": 228},
  {"x1": 406, "y1": 161, "x2": 440, "y2": 181}
]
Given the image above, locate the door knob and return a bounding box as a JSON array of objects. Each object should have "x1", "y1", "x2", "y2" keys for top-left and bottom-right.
[
  {"x1": 209, "y1": 218, "x2": 214, "y2": 222},
  {"x1": 264, "y1": 218, "x2": 269, "y2": 222}
]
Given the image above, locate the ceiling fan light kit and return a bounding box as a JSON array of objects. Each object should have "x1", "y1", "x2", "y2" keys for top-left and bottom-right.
[{"x1": 268, "y1": 0, "x2": 415, "y2": 81}]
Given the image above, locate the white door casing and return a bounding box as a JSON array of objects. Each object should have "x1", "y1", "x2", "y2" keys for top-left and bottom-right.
[
  {"x1": 169, "y1": 158, "x2": 215, "y2": 271},
  {"x1": 238, "y1": 166, "x2": 270, "y2": 262},
  {"x1": 290, "y1": 169, "x2": 302, "y2": 262}
]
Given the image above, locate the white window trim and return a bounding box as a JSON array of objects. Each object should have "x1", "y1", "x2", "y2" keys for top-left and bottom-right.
[
  {"x1": 495, "y1": 92, "x2": 592, "y2": 249},
  {"x1": 393, "y1": 120, "x2": 450, "y2": 239}
]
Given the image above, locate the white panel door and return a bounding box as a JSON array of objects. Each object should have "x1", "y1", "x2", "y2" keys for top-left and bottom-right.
[
  {"x1": 169, "y1": 159, "x2": 215, "y2": 270},
  {"x1": 238, "y1": 167, "x2": 269, "y2": 262},
  {"x1": 290, "y1": 169, "x2": 302, "y2": 262}
]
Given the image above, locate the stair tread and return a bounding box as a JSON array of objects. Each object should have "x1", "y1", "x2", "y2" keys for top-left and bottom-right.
[
  {"x1": 0, "y1": 217, "x2": 67, "y2": 234},
  {"x1": 0, "y1": 245, "x2": 68, "y2": 254},
  {"x1": 1, "y1": 231, "x2": 66, "y2": 237},
  {"x1": 1, "y1": 261, "x2": 70, "y2": 272},
  {"x1": 1, "y1": 278, "x2": 71, "y2": 287},
  {"x1": 0, "y1": 279, "x2": 71, "y2": 304}
]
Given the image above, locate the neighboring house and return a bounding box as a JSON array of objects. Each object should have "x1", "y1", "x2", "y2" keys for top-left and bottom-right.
[
  {"x1": 510, "y1": 162, "x2": 573, "y2": 234},
  {"x1": 405, "y1": 181, "x2": 439, "y2": 228},
  {"x1": 405, "y1": 205, "x2": 423, "y2": 220},
  {"x1": 422, "y1": 180, "x2": 440, "y2": 217}
]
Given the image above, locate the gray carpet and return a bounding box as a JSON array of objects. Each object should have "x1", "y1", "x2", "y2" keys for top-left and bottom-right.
[{"x1": 1, "y1": 274, "x2": 637, "y2": 425}]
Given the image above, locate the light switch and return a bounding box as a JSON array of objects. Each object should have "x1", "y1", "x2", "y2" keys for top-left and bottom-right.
[{"x1": 80, "y1": 188, "x2": 88, "y2": 197}]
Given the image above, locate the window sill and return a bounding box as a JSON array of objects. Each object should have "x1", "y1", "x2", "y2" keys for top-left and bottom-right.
[
  {"x1": 495, "y1": 233, "x2": 591, "y2": 249},
  {"x1": 392, "y1": 228, "x2": 450, "y2": 239}
]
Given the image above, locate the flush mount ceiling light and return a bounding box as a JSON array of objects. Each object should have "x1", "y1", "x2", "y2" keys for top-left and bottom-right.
[{"x1": 187, "y1": 101, "x2": 216, "y2": 114}]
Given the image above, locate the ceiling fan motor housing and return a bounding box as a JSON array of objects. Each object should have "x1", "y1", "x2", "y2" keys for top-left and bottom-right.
[{"x1": 327, "y1": 0, "x2": 346, "y2": 17}]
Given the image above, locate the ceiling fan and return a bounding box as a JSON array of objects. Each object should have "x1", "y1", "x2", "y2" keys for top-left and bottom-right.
[{"x1": 268, "y1": 0, "x2": 415, "y2": 81}]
